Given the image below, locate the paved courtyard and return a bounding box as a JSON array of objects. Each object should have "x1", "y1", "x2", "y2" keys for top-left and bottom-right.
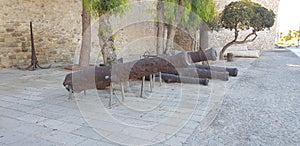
[
  {"x1": 187, "y1": 48, "x2": 300, "y2": 145},
  {"x1": 0, "y1": 48, "x2": 299, "y2": 145}
]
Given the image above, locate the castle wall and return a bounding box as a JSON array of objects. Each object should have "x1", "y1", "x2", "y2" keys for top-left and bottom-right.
[
  {"x1": 0, "y1": 0, "x2": 81, "y2": 68},
  {"x1": 0, "y1": 0, "x2": 280, "y2": 68}
]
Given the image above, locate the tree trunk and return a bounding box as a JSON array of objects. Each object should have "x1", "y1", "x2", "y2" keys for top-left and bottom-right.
[
  {"x1": 63, "y1": 50, "x2": 217, "y2": 93},
  {"x1": 156, "y1": 0, "x2": 164, "y2": 55},
  {"x1": 219, "y1": 30, "x2": 257, "y2": 60},
  {"x1": 164, "y1": 24, "x2": 177, "y2": 54},
  {"x1": 199, "y1": 21, "x2": 209, "y2": 50},
  {"x1": 79, "y1": 6, "x2": 91, "y2": 67},
  {"x1": 99, "y1": 15, "x2": 117, "y2": 65},
  {"x1": 164, "y1": 0, "x2": 184, "y2": 54}
]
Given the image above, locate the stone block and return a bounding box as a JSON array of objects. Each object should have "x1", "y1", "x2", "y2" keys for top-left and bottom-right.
[
  {"x1": 6, "y1": 28, "x2": 15, "y2": 32},
  {"x1": 8, "y1": 55, "x2": 16, "y2": 60},
  {"x1": 227, "y1": 45, "x2": 248, "y2": 51},
  {"x1": 224, "y1": 50, "x2": 261, "y2": 58}
]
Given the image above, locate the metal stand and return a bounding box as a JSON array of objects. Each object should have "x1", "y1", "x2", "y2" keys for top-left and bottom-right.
[
  {"x1": 17, "y1": 21, "x2": 51, "y2": 70},
  {"x1": 140, "y1": 76, "x2": 145, "y2": 98},
  {"x1": 109, "y1": 83, "x2": 113, "y2": 108}
]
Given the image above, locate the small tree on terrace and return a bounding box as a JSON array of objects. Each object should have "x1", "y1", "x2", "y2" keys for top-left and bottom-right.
[{"x1": 216, "y1": 0, "x2": 275, "y2": 59}]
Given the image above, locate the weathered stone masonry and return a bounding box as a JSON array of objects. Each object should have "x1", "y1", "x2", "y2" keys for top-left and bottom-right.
[
  {"x1": 0, "y1": 0, "x2": 280, "y2": 68},
  {"x1": 0, "y1": 0, "x2": 81, "y2": 68}
]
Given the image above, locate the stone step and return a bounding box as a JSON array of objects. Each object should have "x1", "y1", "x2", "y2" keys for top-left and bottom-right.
[
  {"x1": 227, "y1": 45, "x2": 248, "y2": 51},
  {"x1": 224, "y1": 50, "x2": 261, "y2": 58}
]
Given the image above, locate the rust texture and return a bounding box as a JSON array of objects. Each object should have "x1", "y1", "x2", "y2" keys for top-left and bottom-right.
[{"x1": 63, "y1": 49, "x2": 220, "y2": 93}]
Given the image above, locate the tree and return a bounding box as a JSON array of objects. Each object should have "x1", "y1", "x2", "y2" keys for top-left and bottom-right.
[
  {"x1": 79, "y1": 0, "x2": 92, "y2": 67},
  {"x1": 156, "y1": 0, "x2": 215, "y2": 54},
  {"x1": 214, "y1": 0, "x2": 275, "y2": 59},
  {"x1": 84, "y1": 0, "x2": 129, "y2": 65},
  {"x1": 156, "y1": 0, "x2": 165, "y2": 55}
]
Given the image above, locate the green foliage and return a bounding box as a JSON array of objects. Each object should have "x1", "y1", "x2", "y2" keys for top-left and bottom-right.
[
  {"x1": 220, "y1": 0, "x2": 275, "y2": 31},
  {"x1": 190, "y1": 0, "x2": 214, "y2": 22},
  {"x1": 161, "y1": 0, "x2": 215, "y2": 32},
  {"x1": 216, "y1": 0, "x2": 275, "y2": 59},
  {"x1": 82, "y1": 0, "x2": 129, "y2": 17}
]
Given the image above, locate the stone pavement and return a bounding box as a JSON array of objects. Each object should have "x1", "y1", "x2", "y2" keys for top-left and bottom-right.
[
  {"x1": 0, "y1": 61, "x2": 235, "y2": 146},
  {"x1": 186, "y1": 49, "x2": 300, "y2": 145},
  {"x1": 2, "y1": 50, "x2": 286, "y2": 145}
]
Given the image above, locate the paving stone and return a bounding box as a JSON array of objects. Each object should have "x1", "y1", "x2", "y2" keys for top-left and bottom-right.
[
  {"x1": 0, "y1": 129, "x2": 28, "y2": 145},
  {"x1": 0, "y1": 96, "x2": 21, "y2": 103},
  {"x1": 0, "y1": 117, "x2": 23, "y2": 129},
  {"x1": 39, "y1": 104, "x2": 70, "y2": 113},
  {"x1": 16, "y1": 114, "x2": 47, "y2": 124},
  {"x1": 38, "y1": 130, "x2": 87, "y2": 145},
  {"x1": 57, "y1": 115, "x2": 87, "y2": 126},
  {"x1": 54, "y1": 122, "x2": 82, "y2": 133},
  {"x1": 0, "y1": 107, "x2": 27, "y2": 119},
  {"x1": 13, "y1": 122, "x2": 51, "y2": 136},
  {"x1": 6, "y1": 103, "x2": 39, "y2": 113},
  {"x1": 0, "y1": 99, "x2": 15, "y2": 107},
  {"x1": 71, "y1": 126, "x2": 106, "y2": 141},
  {"x1": 120, "y1": 137, "x2": 154, "y2": 145},
  {"x1": 164, "y1": 136, "x2": 185, "y2": 146},
  {"x1": 76, "y1": 139, "x2": 118, "y2": 146},
  {"x1": 37, "y1": 119, "x2": 65, "y2": 129},
  {"x1": 15, "y1": 99, "x2": 44, "y2": 108},
  {"x1": 28, "y1": 109, "x2": 66, "y2": 119},
  {"x1": 86, "y1": 119, "x2": 126, "y2": 133},
  {"x1": 9, "y1": 137, "x2": 57, "y2": 146},
  {"x1": 120, "y1": 127, "x2": 160, "y2": 141}
]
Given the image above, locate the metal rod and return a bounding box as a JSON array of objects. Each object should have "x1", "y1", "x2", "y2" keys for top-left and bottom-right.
[
  {"x1": 152, "y1": 74, "x2": 155, "y2": 88},
  {"x1": 149, "y1": 74, "x2": 153, "y2": 92},
  {"x1": 121, "y1": 82, "x2": 125, "y2": 102},
  {"x1": 140, "y1": 76, "x2": 145, "y2": 98},
  {"x1": 159, "y1": 72, "x2": 162, "y2": 85},
  {"x1": 68, "y1": 89, "x2": 74, "y2": 100},
  {"x1": 109, "y1": 83, "x2": 113, "y2": 107}
]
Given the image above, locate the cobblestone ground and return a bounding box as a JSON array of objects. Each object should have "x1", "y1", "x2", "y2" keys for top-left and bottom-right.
[{"x1": 186, "y1": 49, "x2": 300, "y2": 145}]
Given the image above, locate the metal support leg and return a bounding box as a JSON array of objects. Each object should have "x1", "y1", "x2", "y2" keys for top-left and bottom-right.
[
  {"x1": 159, "y1": 72, "x2": 162, "y2": 85},
  {"x1": 140, "y1": 76, "x2": 145, "y2": 98},
  {"x1": 109, "y1": 83, "x2": 113, "y2": 108},
  {"x1": 152, "y1": 74, "x2": 155, "y2": 88},
  {"x1": 121, "y1": 82, "x2": 125, "y2": 102},
  {"x1": 83, "y1": 90, "x2": 86, "y2": 96},
  {"x1": 68, "y1": 89, "x2": 74, "y2": 100},
  {"x1": 149, "y1": 74, "x2": 153, "y2": 92}
]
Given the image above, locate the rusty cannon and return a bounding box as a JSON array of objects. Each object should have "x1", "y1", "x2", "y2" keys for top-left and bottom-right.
[{"x1": 63, "y1": 48, "x2": 238, "y2": 106}]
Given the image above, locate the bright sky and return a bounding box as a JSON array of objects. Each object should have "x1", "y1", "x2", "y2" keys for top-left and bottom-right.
[{"x1": 277, "y1": 0, "x2": 300, "y2": 33}]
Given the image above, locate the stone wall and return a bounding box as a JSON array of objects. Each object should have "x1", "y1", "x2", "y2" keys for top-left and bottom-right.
[
  {"x1": 0, "y1": 0, "x2": 81, "y2": 68},
  {"x1": 0, "y1": 0, "x2": 280, "y2": 68}
]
